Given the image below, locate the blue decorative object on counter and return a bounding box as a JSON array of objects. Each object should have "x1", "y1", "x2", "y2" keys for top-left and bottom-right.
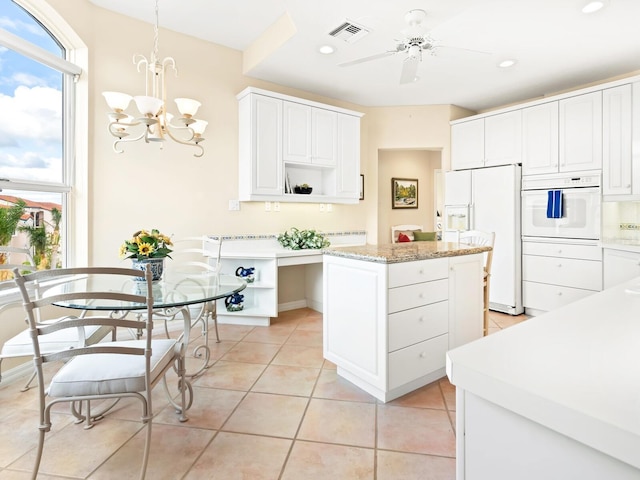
[
  {"x1": 225, "y1": 292, "x2": 244, "y2": 311},
  {"x1": 235, "y1": 266, "x2": 255, "y2": 283}
]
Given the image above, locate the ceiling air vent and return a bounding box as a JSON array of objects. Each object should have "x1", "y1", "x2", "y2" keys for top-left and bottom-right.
[{"x1": 328, "y1": 21, "x2": 370, "y2": 43}]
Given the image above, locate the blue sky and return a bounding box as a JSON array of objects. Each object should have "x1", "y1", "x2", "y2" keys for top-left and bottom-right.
[{"x1": 0, "y1": 0, "x2": 63, "y2": 185}]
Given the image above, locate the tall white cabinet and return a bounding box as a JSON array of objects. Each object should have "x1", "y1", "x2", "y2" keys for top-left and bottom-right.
[{"x1": 237, "y1": 87, "x2": 363, "y2": 204}]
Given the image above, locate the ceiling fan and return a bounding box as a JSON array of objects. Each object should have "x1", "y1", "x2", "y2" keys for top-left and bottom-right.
[{"x1": 338, "y1": 9, "x2": 469, "y2": 84}]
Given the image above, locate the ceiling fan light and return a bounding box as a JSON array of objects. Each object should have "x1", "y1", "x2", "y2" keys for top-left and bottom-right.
[{"x1": 175, "y1": 98, "x2": 201, "y2": 117}]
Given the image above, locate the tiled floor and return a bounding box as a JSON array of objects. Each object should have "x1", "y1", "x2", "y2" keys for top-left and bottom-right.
[{"x1": 0, "y1": 308, "x2": 527, "y2": 479}]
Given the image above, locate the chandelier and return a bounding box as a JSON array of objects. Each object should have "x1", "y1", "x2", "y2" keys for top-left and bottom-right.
[{"x1": 102, "y1": 0, "x2": 206, "y2": 157}]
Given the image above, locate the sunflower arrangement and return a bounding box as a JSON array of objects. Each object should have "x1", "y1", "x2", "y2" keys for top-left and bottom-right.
[{"x1": 119, "y1": 228, "x2": 173, "y2": 260}]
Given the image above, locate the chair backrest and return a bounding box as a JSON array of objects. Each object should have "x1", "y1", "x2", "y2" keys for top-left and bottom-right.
[
  {"x1": 459, "y1": 230, "x2": 495, "y2": 275},
  {"x1": 391, "y1": 225, "x2": 423, "y2": 243},
  {"x1": 0, "y1": 245, "x2": 36, "y2": 284},
  {"x1": 12, "y1": 266, "x2": 154, "y2": 385},
  {"x1": 168, "y1": 236, "x2": 222, "y2": 275}
]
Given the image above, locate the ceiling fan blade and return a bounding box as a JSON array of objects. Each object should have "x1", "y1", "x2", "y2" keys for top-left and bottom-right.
[
  {"x1": 436, "y1": 45, "x2": 492, "y2": 55},
  {"x1": 338, "y1": 50, "x2": 398, "y2": 67},
  {"x1": 399, "y1": 55, "x2": 420, "y2": 84}
]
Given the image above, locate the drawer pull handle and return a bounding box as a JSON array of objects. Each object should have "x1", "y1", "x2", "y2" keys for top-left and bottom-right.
[
  {"x1": 419, "y1": 352, "x2": 426, "y2": 358},
  {"x1": 419, "y1": 269, "x2": 424, "y2": 274},
  {"x1": 558, "y1": 250, "x2": 562, "y2": 254},
  {"x1": 418, "y1": 293, "x2": 424, "y2": 298},
  {"x1": 557, "y1": 264, "x2": 562, "y2": 268},
  {"x1": 557, "y1": 292, "x2": 563, "y2": 296},
  {"x1": 418, "y1": 316, "x2": 424, "y2": 322}
]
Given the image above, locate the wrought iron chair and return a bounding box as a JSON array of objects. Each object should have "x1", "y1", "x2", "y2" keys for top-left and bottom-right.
[
  {"x1": 459, "y1": 230, "x2": 495, "y2": 336},
  {"x1": 13, "y1": 265, "x2": 190, "y2": 480},
  {"x1": 0, "y1": 247, "x2": 114, "y2": 391},
  {"x1": 151, "y1": 236, "x2": 222, "y2": 376}
]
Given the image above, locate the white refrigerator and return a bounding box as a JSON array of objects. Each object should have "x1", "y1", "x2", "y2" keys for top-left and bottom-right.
[{"x1": 444, "y1": 165, "x2": 523, "y2": 315}]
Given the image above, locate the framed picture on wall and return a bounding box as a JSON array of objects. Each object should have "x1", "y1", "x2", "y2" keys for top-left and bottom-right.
[
  {"x1": 392, "y1": 178, "x2": 418, "y2": 209},
  {"x1": 359, "y1": 174, "x2": 364, "y2": 200}
]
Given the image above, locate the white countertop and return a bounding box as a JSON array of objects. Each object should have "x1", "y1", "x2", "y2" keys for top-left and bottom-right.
[{"x1": 446, "y1": 277, "x2": 640, "y2": 469}]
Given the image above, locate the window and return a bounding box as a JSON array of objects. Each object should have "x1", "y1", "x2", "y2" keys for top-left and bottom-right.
[{"x1": 0, "y1": 1, "x2": 81, "y2": 270}]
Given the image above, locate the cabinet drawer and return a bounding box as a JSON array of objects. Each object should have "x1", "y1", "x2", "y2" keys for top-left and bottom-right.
[
  {"x1": 523, "y1": 255, "x2": 602, "y2": 290},
  {"x1": 388, "y1": 258, "x2": 448, "y2": 288},
  {"x1": 388, "y1": 334, "x2": 448, "y2": 390},
  {"x1": 388, "y1": 279, "x2": 448, "y2": 314},
  {"x1": 523, "y1": 280, "x2": 596, "y2": 312},
  {"x1": 388, "y1": 301, "x2": 448, "y2": 352},
  {"x1": 522, "y1": 241, "x2": 601, "y2": 261}
]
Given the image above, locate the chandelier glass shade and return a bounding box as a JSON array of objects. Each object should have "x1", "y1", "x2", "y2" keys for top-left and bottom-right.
[{"x1": 103, "y1": 0, "x2": 206, "y2": 157}]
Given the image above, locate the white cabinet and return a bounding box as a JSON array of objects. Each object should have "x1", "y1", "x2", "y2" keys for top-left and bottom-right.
[
  {"x1": 523, "y1": 241, "x2": 602, "y2": 314},
  {"x1": 238, "y1": 93, "x2": 282, "y2": 198},
  {"x1": 451, "y1": 119, "x2": 484, "y2": 170},
  {"x1": 522, "y1": 102, "x2": 559, "y2": 175},
  {"x1": 283, "y1": 103, "x2": 337, "y2": 166},
  {"x1": 603, "y1": 248, "x2": 640, "y2": 289},
  {"x1": 237, "y1": 87, "x2": 363, "y2": 204},
  {"x1": 484, "y1": 110, "x2": 522, "y2": 167},
  {"x1": 323, "y1": 253, "x2": 483, "y2": 402},
  {"x1": 559, "y1": 91, "x2": 603, "y2": 172},
  {"x1": 602, "y1": 85, "x2": 632, "y2": 196},
  {"x1": 451, "y1": 111, "x2": 521, "y2": 170}
]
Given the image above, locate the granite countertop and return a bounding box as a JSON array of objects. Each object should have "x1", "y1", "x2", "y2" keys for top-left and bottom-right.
[{"x1": 322, "y1": 241, "x2": 491, "y2": 264}]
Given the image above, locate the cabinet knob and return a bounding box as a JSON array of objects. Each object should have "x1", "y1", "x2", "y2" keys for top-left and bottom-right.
[
  {"x1": 418, "y1": 316, "x2": 424, "y2": 322},
  {"x1": 419, "y1": 269, "x2": 424, "y2": 275},
  {"x1": 557, "y1": 250, "x2": 562, "y2": 254},
  {"x1": 557, "y1": 263, "x2": 562, "y2": 268},
  {"x1": 557, "y1": 291, "x2": 563, "y2": 296},
  {"x1": 419, "y1": 352, "x2": 426, "y2": 358},
  {"x1": 418, "y1": 293, "x2": 424, "y2": 299}
]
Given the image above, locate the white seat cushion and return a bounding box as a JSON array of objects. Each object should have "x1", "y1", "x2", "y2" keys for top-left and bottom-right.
[
  {"x1": 47, "y1": 339, "x2": 177, "y2": 397},
  {"x1": 1, "y1": 323, "x2": 113, "y2": 358}
]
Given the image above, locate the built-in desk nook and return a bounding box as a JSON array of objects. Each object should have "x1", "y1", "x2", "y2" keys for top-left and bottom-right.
[{"x1": 210, "y1": 231, "x2": 366, "y2": 326}]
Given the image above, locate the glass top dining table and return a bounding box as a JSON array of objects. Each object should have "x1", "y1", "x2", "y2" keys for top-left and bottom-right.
[{"x1": 46, "y1": 269, "x2": 246, "y2": 311}]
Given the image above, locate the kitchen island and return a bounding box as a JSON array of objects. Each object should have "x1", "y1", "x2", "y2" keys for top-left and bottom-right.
[
  {"x1": 446, "y1": 276, "x2": 640, "y2": 480},
  {"x1": 323, "y1": 241, "x2": 490, "y2": 402}
]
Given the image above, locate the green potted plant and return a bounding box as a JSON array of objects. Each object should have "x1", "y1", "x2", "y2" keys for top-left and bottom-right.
[{"x1": 119, "y1": 228, "x2": 173, "y2": 280}]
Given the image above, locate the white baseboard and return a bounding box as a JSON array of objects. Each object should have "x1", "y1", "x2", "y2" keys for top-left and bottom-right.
[
  {"x1": 278, "y1": 300, "x2": 307, "y2": 312},
  {"x1": 0, "y1": 361, "x2": 32, "y2": 387}
]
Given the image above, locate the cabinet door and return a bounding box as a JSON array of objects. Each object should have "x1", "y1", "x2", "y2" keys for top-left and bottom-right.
[
  {"x1": 559, "y1": 91, "x2": 603, "y2": 172},
  {"x1": 603, "y1": 249, "x2": 640, "y2": 289},
  {"x1": 448, "y1": 254, "x2": 483, "y2": 350},
  {"x1": 451, "y1": 119, "x2": 484, "y2": 170},
  {"x1": 335, "y1": 114, "x2": 360, "y2": 199},
  {"x1": 239, "y1": 94, "x2": 282, "y2": 197},
  {"x1": 312, "y1": 108, "x2": 338, "y2": 166},
  {"x1": 283, "y1": 102, "x2": 312, "y2": 163},
  {"x1": 522, "y1": 102, "x2": 559, "y2": 176},
  {"x1": 484, "y1": 110, "x2": 522, "y2": 167},
  {"x1": 602, "y1": 84, "x2": 632, "y2": 196}
]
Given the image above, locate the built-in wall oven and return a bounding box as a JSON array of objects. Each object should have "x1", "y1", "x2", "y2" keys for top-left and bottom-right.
[{"x1": 521, "y1": 171, "x2": 601, "y2": 241}]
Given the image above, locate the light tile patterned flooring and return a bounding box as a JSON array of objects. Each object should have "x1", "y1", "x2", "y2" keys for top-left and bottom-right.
[{"x1": 0, "y1": 308, "x2": 527, "y2": 479}]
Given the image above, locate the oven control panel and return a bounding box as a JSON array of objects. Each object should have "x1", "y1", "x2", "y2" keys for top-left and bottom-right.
[{"x1": 522, "y1": 170, "x2": 601, "y2": 190}]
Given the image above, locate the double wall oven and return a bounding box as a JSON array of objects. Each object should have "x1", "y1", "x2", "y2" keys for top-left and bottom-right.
[{"x1": 521, "y1": 171, "x2": 601, "y2": 242}]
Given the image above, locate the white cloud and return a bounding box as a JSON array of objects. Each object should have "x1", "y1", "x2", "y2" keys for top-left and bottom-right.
[
  {"x1": 11, "y1": 72, "x2": 49, "y2": 87},
  {"x1": 0, "y1": 85, "x2": 61, "y2": 141},
  {"x1": 0, "y1": 16, "x2": 46, "y2": 37},
  {"x1": 0, "y1": 151, "x2": 60, "y2": 182}
]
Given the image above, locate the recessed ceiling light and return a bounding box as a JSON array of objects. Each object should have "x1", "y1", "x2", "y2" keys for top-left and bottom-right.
[
  {"x1": 498, "y1": 59, "x2": 517, "y2": 68},
  {"x1": 318, "y1": 45, "x2": 335, "y2": 55},
  {"x1": 581, "y1": 1, "x2": 607, "y2": 13}
]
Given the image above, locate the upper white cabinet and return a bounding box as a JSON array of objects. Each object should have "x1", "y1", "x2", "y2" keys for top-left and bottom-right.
[
  {"x1": 451, "y1": 119, "x2": 484, "y2": 169},
  {"x1": 522, "y1": 102, "x2": 559, "y2": 175},
  {"x1": 237, "y1": 87, "x2": 363, "y2": 204},
  {"x1": 451, "y1": 110, "x2": 521, "y2": 170},
  {"x1": 559, "y1": 91, "x2": 603, "y2": 172},
  {"x1": 283, "y1": 103, "x2": 338, "y2": 166},
  {"x1": 602, "y1": 84, "x2": 632, "y2": 196},
  {"x1": 484, "y1": 110, "x2": 522, "y2": 167},
  {"x1": 238, "y1": 93, "x2": 282, "y2": 198}
]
